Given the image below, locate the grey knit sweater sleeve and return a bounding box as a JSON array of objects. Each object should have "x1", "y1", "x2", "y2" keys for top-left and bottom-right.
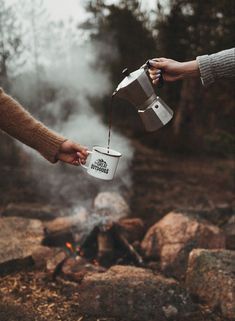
[{"x1": 196, "y1": 48, "x2": 235, "y2": 87}]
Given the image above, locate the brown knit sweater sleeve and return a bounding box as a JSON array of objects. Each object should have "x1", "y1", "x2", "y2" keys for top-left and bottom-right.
[{"x1": 0, "y1": 88, "x2": 66, "y2": 163}]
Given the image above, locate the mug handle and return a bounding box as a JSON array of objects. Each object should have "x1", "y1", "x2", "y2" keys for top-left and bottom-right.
[{"x1": 79, "y1": 150, "x2": 92, "y2": 169}]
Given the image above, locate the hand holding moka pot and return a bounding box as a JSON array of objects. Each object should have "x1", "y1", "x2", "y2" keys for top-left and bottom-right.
[{"x1": 113, "y1": 60, "x2": 173, "y2": 132}]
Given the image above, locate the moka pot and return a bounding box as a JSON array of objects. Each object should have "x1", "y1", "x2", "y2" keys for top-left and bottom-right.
[{"x1": 113, "y1": 62, "x2": 173, "y2": 132}]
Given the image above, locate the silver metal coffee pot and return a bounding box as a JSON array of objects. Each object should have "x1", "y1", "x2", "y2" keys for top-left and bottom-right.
[{"x1": 113, "y1": 61, "x2": 173, "y2": 132}]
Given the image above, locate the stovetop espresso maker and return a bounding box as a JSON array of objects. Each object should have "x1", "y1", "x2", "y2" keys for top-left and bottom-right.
[{"x1": 113, "y1": 61, "x2": 173, "y2": 132}]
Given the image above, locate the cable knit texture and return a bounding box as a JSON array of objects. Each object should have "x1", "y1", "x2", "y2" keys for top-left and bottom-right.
[
  {"x1": 0, "y1": 88, "x2": 66, "y2": 163},
  {"x1": 196, "y1": 48, "x2": 235, "y2": 87}
]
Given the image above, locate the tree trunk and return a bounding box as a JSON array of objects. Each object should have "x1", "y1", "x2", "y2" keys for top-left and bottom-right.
[{"x1": 173, "y1": 78, "x2": 203, "y2": 150}]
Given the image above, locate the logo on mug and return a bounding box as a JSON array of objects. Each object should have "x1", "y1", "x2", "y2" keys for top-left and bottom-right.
[{"x1": 91, "y1": 159, "x2": 109, "y2": 174}]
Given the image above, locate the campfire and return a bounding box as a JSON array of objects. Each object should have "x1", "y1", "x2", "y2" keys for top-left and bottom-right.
[
  {"x1": 0, "y1": 192, "x2": 233, "y2": 321},
  {"x1": 50, "y1": 218, "x2": 145, "y2": 281}
]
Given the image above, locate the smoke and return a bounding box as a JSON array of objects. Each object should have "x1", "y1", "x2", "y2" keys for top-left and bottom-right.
[{"x1": 13, "y1": 40, "x2": 134, "y2": 207}]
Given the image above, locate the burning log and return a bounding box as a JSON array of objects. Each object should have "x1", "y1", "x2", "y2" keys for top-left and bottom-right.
[
  {"x1": 52, "y1": 257, "x2": 68, "y2": 281},
  {"x1": 78, "y1": 226, "x2": 99, "y2": 259},
  {"x1": 111, "y1": 225, "x2": 144, "y2": 266},
  {"x1": 42, "y1": 208, "x2": 88, "y2": 247},
  {"x1": 97, "y1": 230, "x2": 115, "y2": 267},
  {"x1": 117, "y1": 218, "x2": 145, "y2": 243},
  {"x1": 80, "y1": 222, "x2": 144, "y2": 267},
  {"x1": 42, "y1": 228, "x2": 75, "y2": 247},
  {"x1": 51, "y1": 220, "x2": 144, "y2": 280}
]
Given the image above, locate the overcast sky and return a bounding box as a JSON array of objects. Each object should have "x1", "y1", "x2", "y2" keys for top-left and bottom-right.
[
  {"x1": 45, "y1": 0, "x2": 157, "y2": 22},
  {"x1": 45, "y1": 0, "x2": 87, "y2": 22}
]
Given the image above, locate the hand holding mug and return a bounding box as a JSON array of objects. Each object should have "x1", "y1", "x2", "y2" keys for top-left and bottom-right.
[
  {"x1": 80, "y1": 146, "x2": 122, "y2": 180},
  {"x1": 57, "y1": 140, "x2": 88, "y2": 166}
]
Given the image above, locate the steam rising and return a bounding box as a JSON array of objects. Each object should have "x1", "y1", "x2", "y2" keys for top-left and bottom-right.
[{"x1": 13, "y1": 41, "x2": 134, "y2": 206}]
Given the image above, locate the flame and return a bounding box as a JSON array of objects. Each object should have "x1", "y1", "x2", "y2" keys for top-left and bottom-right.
[{"x1": 65, "y1": 242, "x2": 74, "y2": 252}]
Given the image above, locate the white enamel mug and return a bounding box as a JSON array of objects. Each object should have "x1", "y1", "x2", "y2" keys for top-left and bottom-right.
[{"x1": 80, "y1": 146, "x2": 122, "y2": 180}]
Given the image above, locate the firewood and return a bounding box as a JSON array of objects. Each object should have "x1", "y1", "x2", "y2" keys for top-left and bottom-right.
[{"x1": 111, "y1": 225, "x2": 144, "y2": 266}]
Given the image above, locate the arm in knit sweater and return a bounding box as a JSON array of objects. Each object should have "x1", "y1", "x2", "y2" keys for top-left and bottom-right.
[
  {"x1": 196, "y1": 48, "x2": 235, "y2": 87},
  {"x1": 0, "y1": 88, "x2": 66, "y2": 163}
]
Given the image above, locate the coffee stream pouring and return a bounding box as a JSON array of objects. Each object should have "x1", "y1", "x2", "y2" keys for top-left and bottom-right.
[{"x1": 113, "y1": 60, "x2": 173, "y2": 132}]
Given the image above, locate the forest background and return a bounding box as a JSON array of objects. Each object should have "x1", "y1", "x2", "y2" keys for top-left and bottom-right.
[{"x1": 0, "y1": 0, "x2": 234, "y2": 206}]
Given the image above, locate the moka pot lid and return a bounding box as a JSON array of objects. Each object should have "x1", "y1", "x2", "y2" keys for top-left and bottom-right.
[{"x1": 115, "y1": 67, "x2": 153, "y2": 91}]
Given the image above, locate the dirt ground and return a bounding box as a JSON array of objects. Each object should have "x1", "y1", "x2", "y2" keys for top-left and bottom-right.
[
  {"x1": 0, "y1": 269, "x2": 226, "y2": 321},
  {"x1": 0, "y1": 271, "x2": 108, "y2": 321},
  {"x1": 0, "y1": 141, "x2": 234, "y2": 321}
]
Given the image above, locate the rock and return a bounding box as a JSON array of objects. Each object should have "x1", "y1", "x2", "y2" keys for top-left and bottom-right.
[
  {"x1": 223, "y1": 215, "x2": 235, "y2": 250},
  {"x1": 31, "y1": 246, "x2": 61, "y2": 269},
  {"x1": 176, "y1": 204, "x2": 234, "y2": 226},
  {"x1": 186, "y1": 249, "x2": 235, "y2": 320},
  {"x1": 0, "y1": 217, "x2": 44, "y2": 275},
  {"x1": 2, "y1": 203, "x2": 64, "y2": 221},
  {"x1": 46, "y1": 250, "x2": 67, "y2": 274},
  {"x1": 42, "y1": 208, "x2": 88, "y2": 247},
  {"x1": 94, "y1": 192, "x2": 129, "y2": 219},
  {"x1": 162, "y1": 305, "x2": 178, "y2": 318},
  {"x1": 141, "y1": 211, "x2": 225, "y2": 279},
  {"x1": 78, "y1": 265, "x2": 199, "y2": 321},
  {"x1": 117, "y1": 218, "x2": 145, "y2": 243},
  {"x1": 44, "y1": 207, "x2": 88, "y2": 233},
  {"x1": 61, "y1": 256, "x2": 106, "y2": 282}
]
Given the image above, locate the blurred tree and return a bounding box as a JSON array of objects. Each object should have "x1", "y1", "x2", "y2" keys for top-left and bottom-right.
[
  {"x1": 83, "y1": 0, "x2": 234, "y2": 154},
  {"x1": 82, "y1": 0, "x2": 156, "y2": 131},
  {"x1": 154, "y1": 0, "x2": 235, "y2": 152},
  {"x1": 85, "y1": 0, "x2": 156, "y2": 83},
  {"x1": 17, "y1": 0, "x2": 51, "y2": 109},
  {"x1": 0, "y1": 0, "x2": 24, "y2": 90},
  {"x1": 0, "y1": 0, "x2": 25, "y2": 165}
]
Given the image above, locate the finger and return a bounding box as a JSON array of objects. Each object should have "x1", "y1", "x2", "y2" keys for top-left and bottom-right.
[
  {"x1": 76, "y1": 151, "x2": 88, "y2": 160},
  {"x1": 72, "y1": 160, "x2": 80, "y2": 166},
  {"x1": 80, "y1": 158, "x2": 86, "y2": 165},
  {"x1": 152, "y1": 78, "x2": 160, "y2": 85},
  {"x1": 149, "y1": 70, "x2": 161, "y2": 77},
  {"x1": 73, "y1": 158, "x2": 86, "y2": 165},
  {"x1": 71, "y1": 142, "x2": 88, "y2": 154},
  {"x1": 59, "y1": 152, "x2": 82, "y2": 164},
  {"x1": 80, "y1": 148, "x2": 88, "y2": 156},
  {"x1": 73, "y1": 155, "x2": 86, "y2": 165},
  {"x1": 149, "y1": 68, "x2": 161, "y2": 74},
  {"x1": 73, "y1": 152, "x2": 87, "y2": 164},
  {"x1": 152, "y1": 57, "x2": 168, "y2": 62},
  {"x1": 76, "y1": 152, "x2": 83, "y2": 159},
  {"x1": 149, "y1": 73, "x2": 161, "y2": 81},
  {"x1": 148, "y1": 60, "x2": 166, "y2": 69}
]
